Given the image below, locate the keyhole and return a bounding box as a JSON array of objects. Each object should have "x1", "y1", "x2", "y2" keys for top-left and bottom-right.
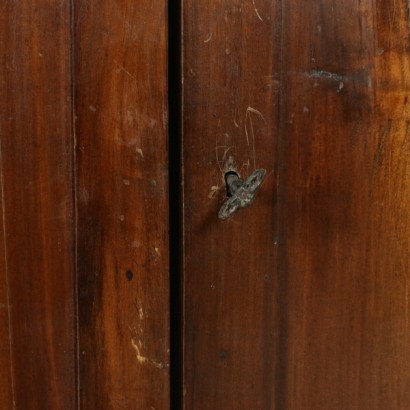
[{"x1": 224, "y1": 171, "x2": 240, "y2": 197}]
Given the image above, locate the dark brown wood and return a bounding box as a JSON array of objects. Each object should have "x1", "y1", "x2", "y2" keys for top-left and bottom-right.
[
  {"x1": 0, "y1": 1, "x2": 76, "y2": 408},
  {"x1": 0, "y1": 185, "x2": 13, "y2": 406},
  {"x1": 182, "y1": 0, "x2": 410, "y2": 409},
  {"x1": 182, "y1": 2, "x2": 281, "y2": 408},
  {"x1": 75, "y1": 1, "x2": 170, "y2": 408},
  {"x1": 279, "y1": 1, "x2": 410, "y2": 408}
]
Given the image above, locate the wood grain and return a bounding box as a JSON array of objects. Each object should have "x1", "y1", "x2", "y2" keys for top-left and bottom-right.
[
  {"x1": 182, "y1": 0, "x2": 410, "y2": 409},
  {"x1": 74, "y1": 1, "x2": 170, "y2": 408},
  {"x1": 0, "y1": 175, "x2": 13, "y2": 406},
  {"x1": 182, "y1": 2, "x2": 281, "y2": 408},
  {"x1": 278, "y1": 0, "x2": 410, "y2": 408},
  {"x1": 0, "y1": 1, "x2": 76, "y2": 408}
]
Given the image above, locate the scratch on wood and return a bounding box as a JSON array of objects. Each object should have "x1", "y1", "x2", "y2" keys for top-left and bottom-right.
[
  {"x1": 204, "y1": 33, "x2": 213, "y2": 43},
  {"x1": 374, "y1": 120, "x2": 393, "y2": 167},
  {"x1": 252, "y1": 0, "x2": 264, "y2": 21},
  {"x1": 131, "y1": 339, "x2": 169, "y2": 370},
  {"x1": 245, "y1": 107, "x2": 265, "y2": 170},
  {"x1": 246, "y1": 106, "x2": 265, "y2": 121},
  {"x1": 402, "y1": 121, "x2": 410, "y2": 149},
  {"x1": 113, "y1": 59, "x2": 137, "y2": 81}
]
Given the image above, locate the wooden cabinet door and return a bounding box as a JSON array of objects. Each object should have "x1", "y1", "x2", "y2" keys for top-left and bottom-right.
[
  {"x1": 1, "y1": 1, "x2": 170, "y2": 409},
  {"x1": 1, "y1": 1, "x2": 410, "y2": 409},
  {"x1": 181, "y1": 1, "x2": 410, "y2": 409}
]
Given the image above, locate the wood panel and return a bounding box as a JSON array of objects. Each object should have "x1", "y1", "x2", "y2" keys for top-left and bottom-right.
[
  {"x1": 279, "y1": 0, "x2": 410, "y2": 408},
  {"x1": 182, "y1": 2, "x2": 281, "y2": 408},
  {"x1": 0, "y1": 1, "x2": 76, "y2": 408},
  {"x1": 74, "y1": 1, "x2": 170, "y2": 408},
  {"x1": 183, "y1": 0, "x2": 410, "y2": 409},
  {"x1": 0, "y1": 174, "x2": 13, "y2": 406}
]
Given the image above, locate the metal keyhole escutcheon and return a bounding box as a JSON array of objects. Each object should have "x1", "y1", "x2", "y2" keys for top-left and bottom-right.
[{"x1": 218, "y1": 168, "x2": 267, "y2": 220}]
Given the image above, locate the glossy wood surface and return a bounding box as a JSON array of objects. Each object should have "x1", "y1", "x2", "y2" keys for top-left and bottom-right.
[
  {"x1": 1, "y1": 1, "x2": 409, "y2": 408},
  {"x1": 75, "y1": 1, "x2": 170, "y2": 408},
  {"x1": 182, "y1": 0, "x2": 410, "y2": 409},
  {"x1": 182, "y1": 2, "x2": 281, "y2": 408},
  {"x1": 278, "y1": 1, "x2": 410, "y2": 408},
  {"x1": 0, "y1": 197, "x2": 12, "y2": 406},
  {"x1": 0, "y1": 1, "x2": 76, "y2": 408}
]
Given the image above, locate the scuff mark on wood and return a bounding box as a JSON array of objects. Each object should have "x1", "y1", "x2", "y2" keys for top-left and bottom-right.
[
  {"x1": 306, "y1": 69, "x2": 348, "y2": 83},
  {"x1": 136, "y1": 147, "x2": 144, "y2": 159},
  {"x1": 131, "y1": 339, "x2": 169, "y2": 370},
  {"x1": 208, "y1": 185, "x2": 220, "y2": 199}
]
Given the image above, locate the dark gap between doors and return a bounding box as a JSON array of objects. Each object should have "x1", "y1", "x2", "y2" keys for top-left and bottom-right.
[{"x1": 168, "y1": 2, "x2": 183, "y2": 409}]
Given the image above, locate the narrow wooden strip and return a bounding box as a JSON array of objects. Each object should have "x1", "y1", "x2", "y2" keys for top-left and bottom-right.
[
  {"x1": 279, "y1": 0, "x2": 410, "y2": 408},
  {"x1": 0, "y1": 1, "x2": 76, "y2": 408},
  {"x1": 75, "y1": 1, "x2": 170, "y2": 408},
  {"x1": 0, "y1": 159, "x2": 13, "y2": 407},
  {"x1": 182, "y1": 2, "x2": 281, "y2": 408}
]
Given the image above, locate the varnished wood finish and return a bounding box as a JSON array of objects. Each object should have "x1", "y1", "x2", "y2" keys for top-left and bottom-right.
[
  {"x1": 75, "y1": 1, "x2": 170, "y2": 408},
  {"x1": 182, "y1": 2, "x2": 280, "y2": 408},
  {"x1": 0, "y1": 1, "x2": 76, "y2": 408},
  {"x1": 1, "y1": 1, "x2": 409, "y2": 408},
  {"x1": 0, "y1": 183, "x2": 13, "y2": 406},
  {"x1": 279, "y1": 1, "x2": 410, "y2": 408},
  {"x1": 182, "y1": 0, "x2": 410, "y2": 409}
]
